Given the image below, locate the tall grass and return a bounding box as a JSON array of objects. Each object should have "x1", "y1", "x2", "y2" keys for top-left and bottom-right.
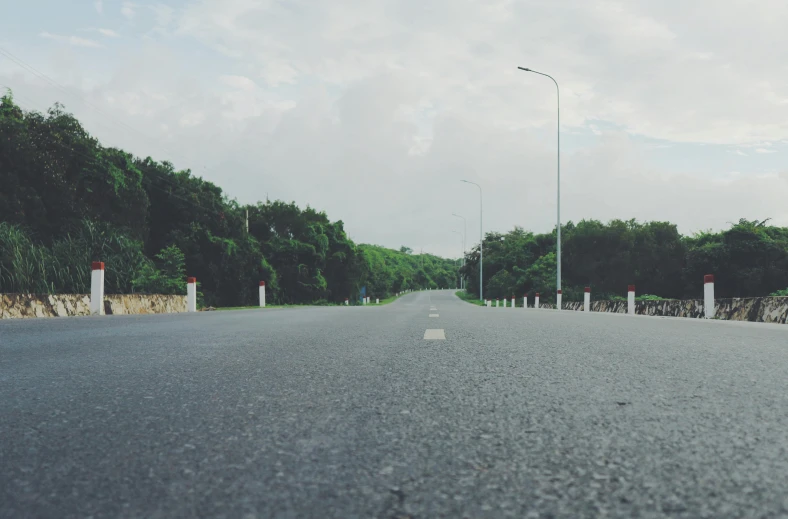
[
  {"x1": 0, "y1": 223, "x2": 53, "y2": 293},
  {"x1": 0, "y1": 220, "x2": 175, "y2": 295}
]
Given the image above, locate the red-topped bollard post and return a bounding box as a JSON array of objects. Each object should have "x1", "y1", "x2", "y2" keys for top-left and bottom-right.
[
  {"x1": 704, "y1": 275, "x2": 715, "y2": 319},
  {"x1": 90, "y1": 261, "x2": 105, "y2": 315},
  {"x1": 511, "y1": 295, "x2": 515, "y2": 308},
  {"x1": 535, "y1": 293, "x2": 540, "y2": 309},
  {"x1": 556, "y1": 289, "x2": 562, "y2": 311},
  {"x1": 259, "y1": 281, "x2": 266, "y2": 308},
  {"x1": 628, "y1": 285, "x2": 635, "y2": 315},
  {"x1": 187, "y1": 277, "x2": 197, "y2": 312},
  {"x1": 584, "y1": 286, "x2": 591, "y2": 312},
  {"x1": 523, "y1": 293, "x2": 528, "y2": 309}
]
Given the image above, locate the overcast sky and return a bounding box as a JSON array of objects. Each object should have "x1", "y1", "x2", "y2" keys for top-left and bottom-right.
[{"x1": 2, "y1": 0, "x2": 788, "y2": 257}]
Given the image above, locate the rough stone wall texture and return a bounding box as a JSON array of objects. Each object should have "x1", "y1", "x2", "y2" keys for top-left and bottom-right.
[
  {"x1": 553, "y1": 297, "x2": 788, "y2": 324},
  {"x1": 1, "y1": 293, "x2": 186, "y2": 319},
  {"x1": 104, "y1": 294, "x2": 186, "y2": 315}
]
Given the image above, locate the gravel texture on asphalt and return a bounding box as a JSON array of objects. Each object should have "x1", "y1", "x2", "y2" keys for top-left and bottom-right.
[{"x1": 2, "y1": 290, "x2": 788, "y2": 518}]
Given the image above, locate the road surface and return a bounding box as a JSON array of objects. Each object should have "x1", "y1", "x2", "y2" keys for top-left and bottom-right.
[{"x1": 2, "y1": 290, "x2": 788, "y2": 518}]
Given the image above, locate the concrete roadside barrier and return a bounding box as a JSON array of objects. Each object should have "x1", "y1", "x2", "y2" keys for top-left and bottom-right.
[
  {"x1": 90, "y1": 261, "x2": 105, "y2": 315},
  {"x1": 187, "y1": 277, "x2": 197, "y2": 312},
  {"x1": 628, "y1": 285, "x2": 635, "y2": 315},
  {"x1": 704, "y1": 275, "x2": 715, "y2": 319}
]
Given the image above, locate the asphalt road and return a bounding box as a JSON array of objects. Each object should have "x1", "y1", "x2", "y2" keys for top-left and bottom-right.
[{"x1": 2, "y1": 290, "x2": 788, "y2": 518}]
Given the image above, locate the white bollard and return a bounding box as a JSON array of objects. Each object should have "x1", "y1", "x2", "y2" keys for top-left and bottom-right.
[
  {"x1": 556, "y1": 290, "x2": 562, "y2": 310},
  {"x1": 523, "y1": 294, "x2": 527, "y2": 309},
  {"x1": 496, "y1": 299, "x2": 500, "y2": 308},
  {"x1": 503, "y1": 298, "x2": 507, "y2": 308},
  {"x1": 187, "y1": 277, "x2": 197, "y2": 312},
  {"x1": 584, "y1": 287, "x2": 591, "y2": 312},
  {"x1": 628, "y1": 285, "x2": 635, "y2": 315},
  {"x1": 345, "y1": 298, "x2": 349, "y2": 306},
  {"x1": 511, "y1": 296, "x2": 515, "y2": 308},
  {"x1": 704, "y1": 274, "x2": 715, "y2": 319},
  {"x1": 259, "y1": 281, "x2": 266, "y2": 308},
  {"x1": 535, "y1": 293, "x2": 540, "y2": 309},
  {"x1": 376, "y1": 298, "x2": 379, "y2": 304},
  {"x1": 90, "y1": 261, "x2": 105, "y2": 315}
]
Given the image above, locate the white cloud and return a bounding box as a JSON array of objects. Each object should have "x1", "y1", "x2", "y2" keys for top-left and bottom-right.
[
  {"x1": 756, "y1": 148, "x2": 777, "y2": 153},
  {"x1": 150, "y1": 4, "x2": 174, "y2": 27},
  {"x1": 96, "y1": 28, "x2": 120, "y2": 37},
  {"x1": 39, "y1": 32, "x2": 102, "y2": 48},
  {"x1": 11, "y1": 0, "x2": 788, "y2": 256},
  {"x1": 121, "y1": 2, "x2": 136, "y2": 19},
  {"x1": 174, "y1": 0, "x2": 788, "y2": 147},
  {"x1": 94, "y1": 0, "x2": 103, "y2": 14},
  {"x1": 179, "y1": 111, "x2": 205, "y2": 127},
  {"x1": 219, "y1": 75, "x2": 257, "y2": 91}
]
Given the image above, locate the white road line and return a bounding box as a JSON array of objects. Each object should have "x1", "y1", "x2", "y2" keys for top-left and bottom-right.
[
  {"x1": 429, "y1": 314, "x2": 439, "y2": 317},
  {"x1": 423, "y1": 329, "x2": 445, "y2": 340}
]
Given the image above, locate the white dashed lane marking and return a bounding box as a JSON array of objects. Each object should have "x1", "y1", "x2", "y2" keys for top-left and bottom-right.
[
  {"x1": 423, "y1": 329, "x2": 445, "y2": 340},
  {"x1": 429, "y1": 314, "x2": 439, "y2": 317}
]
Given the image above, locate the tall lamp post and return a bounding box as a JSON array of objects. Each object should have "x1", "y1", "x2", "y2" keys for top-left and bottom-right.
[
  {"x1": 451, "y1": 230, "x2": 464, "y2": 290},
  {"x1": 451, "y1": 213, "x2": 466, "y2": 289},
  {"x1": 460, "y1": 180, "x2": 483, "y2": 301},
  {"x1": 517, "y1": 66, "x2": 561, "y2": 306}
]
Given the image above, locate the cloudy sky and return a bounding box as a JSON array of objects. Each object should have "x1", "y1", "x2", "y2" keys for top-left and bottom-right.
[{"x1": 2, "y1": 0, "x2": 787, "y2": 257}]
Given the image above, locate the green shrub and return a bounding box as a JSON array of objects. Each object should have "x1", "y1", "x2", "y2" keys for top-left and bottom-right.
[{"x1": 131, "y1": 245, "x2": 186, "y2": 295}]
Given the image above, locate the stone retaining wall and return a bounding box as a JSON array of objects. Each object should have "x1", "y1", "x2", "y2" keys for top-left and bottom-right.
[
  {"x1": 554, "y1": 296, "x2": 788, "y2": 324},
  {"x1": 1, "y1": 293, "x2": 187, "y2": 319}
]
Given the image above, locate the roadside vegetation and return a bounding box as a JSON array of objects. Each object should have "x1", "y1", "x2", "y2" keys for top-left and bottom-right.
[
  {"x1": 0, "y1": 93, "x2": 458, "y2": 306},
  {"x1": 4, "y1": 92, "x2": 786, "y2": 307},
  {"x1": 455, "y1": 290, "x2": 485, "y2": 306},
  {"x1": 461, "y1": 220, "x2": 788, "y2": 304}
]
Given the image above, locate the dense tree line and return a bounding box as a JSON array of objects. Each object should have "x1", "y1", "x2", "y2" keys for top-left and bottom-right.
[
  {"x1": 0, "y1": 93, "x2": 458, "y2": 306},
  {"x1": 461, "y1": 219, "x2": 788, "y2": 302}
]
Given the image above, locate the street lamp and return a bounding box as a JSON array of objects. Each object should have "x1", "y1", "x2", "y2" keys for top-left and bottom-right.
[
  {"x1": 517, "y1": 66, "x2": 561, "y2": 305},
  {"x1": 460, "y1": 180, "x2": 483, "y2": 301},
  {"x1": 451, "y1": 213, "x2": 466, "y2": 289},
  {"x1": 451, "y1": 230, "x2": 464, "y2": 290}
]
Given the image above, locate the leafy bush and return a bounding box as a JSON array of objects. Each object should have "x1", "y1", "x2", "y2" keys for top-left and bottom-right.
[{"x1": 131, "y1": 245, "x2": 186, "y2": 295}]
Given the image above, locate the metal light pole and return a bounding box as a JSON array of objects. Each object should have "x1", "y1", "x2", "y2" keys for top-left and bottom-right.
[
  {"x1": 452, "y1": 213, "x2": 466, "y2": 289},
  {"x1": 451, "y1": 230, "x2": 464, "y2": 290},
  {"x1": 460, "y1": 180, "x2": 483, "y2": 301},
  {"x1": 517, "y1": 66, "x2": 561, "y2": 299}
]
